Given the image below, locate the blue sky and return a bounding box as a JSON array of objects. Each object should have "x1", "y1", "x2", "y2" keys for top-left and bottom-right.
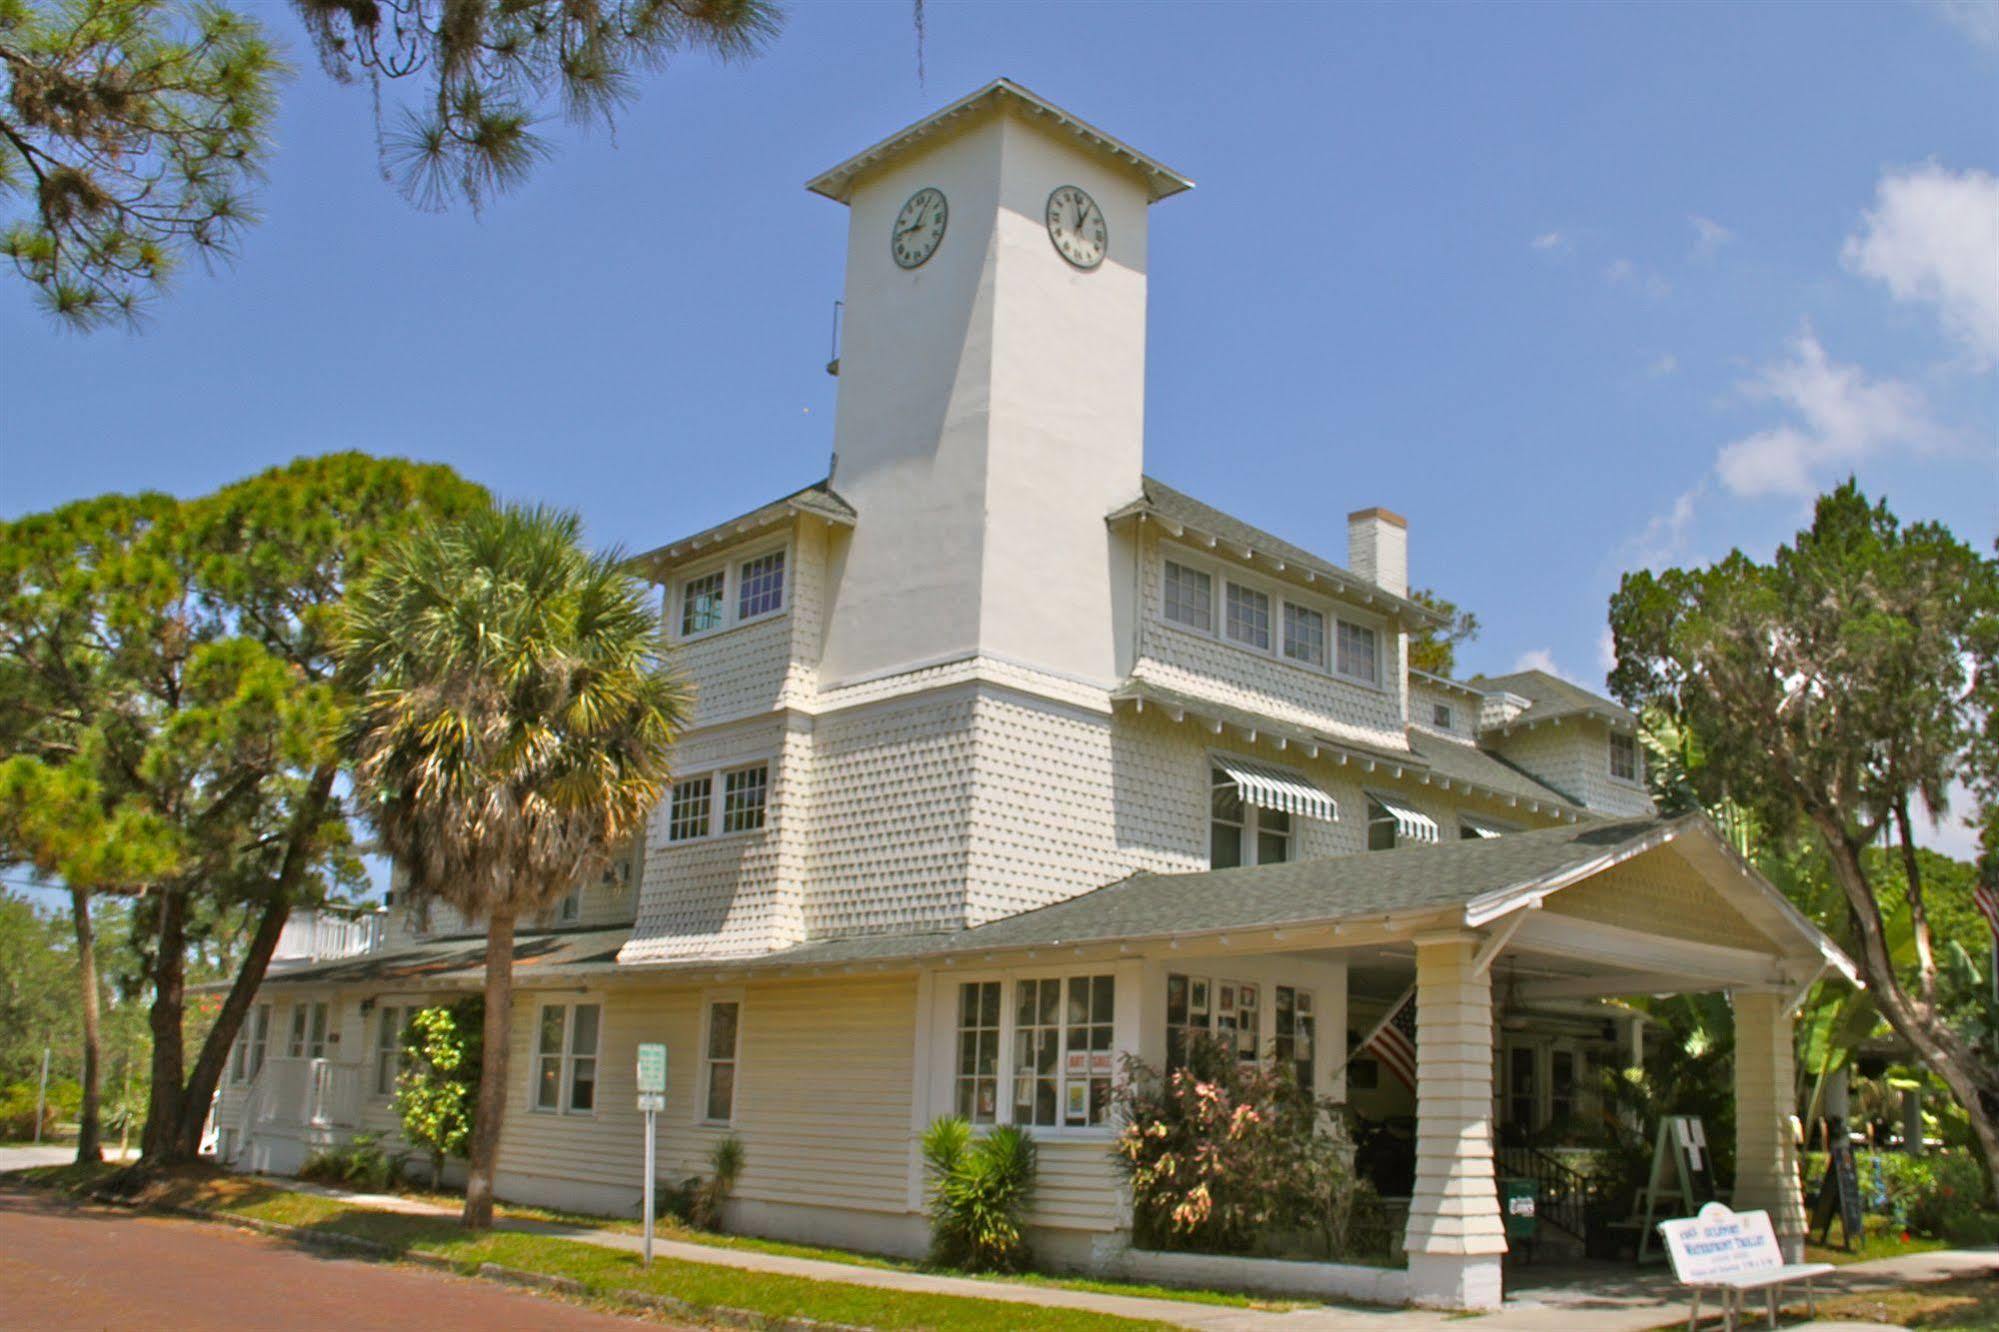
[{"x1": 3, "y1": 0, "x2": 1996, "y2": 869}]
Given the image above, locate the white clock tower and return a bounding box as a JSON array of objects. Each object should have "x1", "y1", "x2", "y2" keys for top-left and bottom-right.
[{"x1": 807, "y1": 80, "x2": 1192, "y2": 687}]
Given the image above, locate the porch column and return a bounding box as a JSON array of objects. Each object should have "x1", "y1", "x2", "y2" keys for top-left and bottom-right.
[
  {"x1": 1403, "y1": 932, "x2": 1506, "y2": 1311},
  {"x1": 1732, "y1": 988, "x2": 1807, "y2": 1261}
]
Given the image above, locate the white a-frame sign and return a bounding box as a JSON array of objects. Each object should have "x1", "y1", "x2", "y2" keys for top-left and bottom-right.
[{"x1": 1637, "y1": 1115, "x2": 1716, "y2": 1263}]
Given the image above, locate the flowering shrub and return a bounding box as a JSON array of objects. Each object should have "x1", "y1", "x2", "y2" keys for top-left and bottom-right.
[
  {"x1": 1111, "y1": 1034, "x2": 1380, "y2": 1259},
  {"x1": 1804, "y1": 1148, "x2": 1993, "y2": 1243}
]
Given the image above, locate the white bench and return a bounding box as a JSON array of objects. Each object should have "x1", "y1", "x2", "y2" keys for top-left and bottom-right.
[{"x1": 1657, "y1": 1202, "x2": 1834, "y2": 1331}]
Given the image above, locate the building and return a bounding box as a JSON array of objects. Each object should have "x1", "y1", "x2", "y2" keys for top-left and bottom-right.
[{"x1": 218, "y1": 80, "x2": 1853, "y2": 1311}]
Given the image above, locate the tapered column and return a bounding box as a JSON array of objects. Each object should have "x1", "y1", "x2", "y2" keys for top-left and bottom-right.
[
  {"x1": 1733, "y1": 988, "x2": 1807, "y2": 1260},
  {"x1": 1403, "y1": 932, "x2": 1507, "y2": 1311}
]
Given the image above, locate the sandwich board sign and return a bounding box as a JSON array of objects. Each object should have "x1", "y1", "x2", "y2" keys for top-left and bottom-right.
[
  {"x1": 1809, "y1": 1126, "x2": 1864, "y2": 1250},
  {"x1": 636, "y1": 1043, "x2": 668, "y2": 1264}
]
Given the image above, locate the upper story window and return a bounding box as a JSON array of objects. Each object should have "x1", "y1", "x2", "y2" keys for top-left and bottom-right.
[
  {"x1": 287, "y1": 1001, "x2": 330, "y2": 1060},
  {"x1": 1367, "y1": 796, "x2": 1400, "y2": 850},
  {"x1": 532, "y1": 1002, "x2": 599, "y2": 1114},
  {"x1": 1210, "y1": 764, "x2": 1292, "y2": 868},
  {"x1": 1432, "y1": 702, "x2": 1452, "y2": 729},
  {"x1": 681, "y1": 571, "x2": 725, "y2": 636},
  {"x1": 1224, "y1": 582, "x2": 1271, "y2": 650},
  {"x1": 668, "y1": 763, "x2": 769, "y2": 842},
  {"x1": 673, "y1": 545, "x2": 788, "y2": 642},
  {"x1": 1610, "y1": 732, "x2": 1640, "y2": 783},
  {"x1": 737, "y1": 550, "x2": 786, "y2": 620},
  {"x1": 1283, "y1": 603, "x2": 1326, "y2": 669},
  {"x1": 1164, "y1": 560, "x2": 1212, "y2": 631},
  {"x1": 1336, "y1": 621, "x2": 1379, "y2": 686}
]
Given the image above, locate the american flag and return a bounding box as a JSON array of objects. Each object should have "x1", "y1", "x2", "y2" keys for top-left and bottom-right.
[
  {"x1": 1367, "y1": 992, "x2": 1419, "y2": 1090},
  {"x1": 1975, "y1": 870, "x2": 1999, "y2": 941}
]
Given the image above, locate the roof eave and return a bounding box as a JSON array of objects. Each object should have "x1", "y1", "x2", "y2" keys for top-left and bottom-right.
[{"x1": 631, "y1": 489, "x2": 855, "y2": 578}]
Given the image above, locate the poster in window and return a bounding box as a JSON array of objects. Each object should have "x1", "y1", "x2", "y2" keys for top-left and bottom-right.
[
  {"x1": 1065, "y1": 1079, "x2": 1088, "y2": 1122},
  {"x1": 976, "y1": 1082, "x2": 996, "y2": 1120},
  {"x1": 1296, "y1": 992, "x2": 1313, "y2": 1014},
  {"x1": 1218, "y1": 984, "x2": 1235, "y2": 1013},
  {"x1": 1089, "y1": 1051, "x2": 1114, "y2": 1076},
  {"x1": 1066, "y1": 1050, "x2": 1088, "y2": 1077},
  {"x1": 1190, "y1": 979, "x2": 1209, "y2": 1014},
  {"x1": 1239, "y1": 984, "x2": 1257, "y2": 1010}
]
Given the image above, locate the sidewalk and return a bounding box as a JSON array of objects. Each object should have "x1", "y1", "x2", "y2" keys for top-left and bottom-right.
[{"x1": 276, "y1": 1177, "x2": 1997, "y2": 1332}]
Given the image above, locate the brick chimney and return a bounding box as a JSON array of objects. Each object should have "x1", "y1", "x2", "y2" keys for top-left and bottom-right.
[{"x1": 1348, "y1": 508, "x2": 1408, "y2": 598}]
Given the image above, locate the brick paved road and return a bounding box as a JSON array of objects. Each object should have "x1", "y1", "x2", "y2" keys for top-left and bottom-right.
[{"x1": 0, "y1": 1177, "x2": 679, "y2": 1330}]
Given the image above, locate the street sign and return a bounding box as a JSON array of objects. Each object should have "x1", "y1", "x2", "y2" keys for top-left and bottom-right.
[
  {"x1": 636, "y1": 1092, "x2": 665, "y2": 1112},
  {"x1": 637, "y1": 1042, "x2": 667, "y2": 1094}
]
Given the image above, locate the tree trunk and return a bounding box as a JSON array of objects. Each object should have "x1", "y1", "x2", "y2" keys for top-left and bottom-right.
[
  {"x1": 140, "y1": 886, "x2": 187, "y2": 1163},
  {"x1": 462, "y1": 908, "x2": 516, "y2": 1230},
  {"x1": 1814, "y1": 816, "x2": 1999, "y2": 1184},
  {"x1": 69, "y1": 887, "x2": 102, "y2": 1165},
  {"x1": 171, "y1": 765, "x2": 339, "y2": 1159}
]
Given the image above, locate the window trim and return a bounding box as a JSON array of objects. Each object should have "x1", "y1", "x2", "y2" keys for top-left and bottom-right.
[
  {"x1": 669, "y1": 538, "x2": 792, "y2": 645},
  {"x1": 698, "y1": 991, "x2": 744, "y2": 1127},
  {"x1": 1207, "y1": 755, "x2": 1298, "y2": 868},
  {"x1": 372, "y1": 1003, "x2": 410, "y2": 1099},
  {"x1": 529, "y1": 1001, "x2": 602, "y2": 1117},
  {"x1": 665, "y1": 758, "x2": 774, "y2": 844},
  {"x1": 1154, "y1": 542, "x2": 1391, "y2": 695},
  {"x1": 936, "y1": 965, "x2": 1123, "y2": 1141},
  {"x1": 1608, "y1": 731, "x2": 1643, "y2": 787},
  {"x1": 231, "y1": 1003, "x2": 272, "y2": 1085},
  {"x1": 287, "y1": 1000, "x2": 330, "y2": 1061}
]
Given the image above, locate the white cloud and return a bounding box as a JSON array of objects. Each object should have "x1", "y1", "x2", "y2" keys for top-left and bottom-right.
[
  {"x1": 1647, "y1": 353, "x2": 1679, "y2": 377},
  {"x1": 1605, "y1": 257, "x2": 1671, "y2": 299},
  {"x1": 1843, "y1": 163, "x2": 1999, "y2": 365},
  {"x1": 1530, "y1": 231, "x2": 1568, "y2": 254},
  {"x1": 1627, "y1": 482, "x2": 1705, "y2": 568},
  {"x1": 1596, "y1": 628, "x2": 1618, "y2": 674},
  {"x1": 1713, "y1": 328, "x2": 1937, "y2": 499},
  {"x1": 1690, "y1": 214, "x2": 1733, "y2": 257},
  {"x1": 1511, "y1": 648, "x2": 1583, "y2": 685},
  {"x1": 1930, "y1": 0, "x2": 1999, "y2": 51}
]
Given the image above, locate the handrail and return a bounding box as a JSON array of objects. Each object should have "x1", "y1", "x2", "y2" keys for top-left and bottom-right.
[{"x1": 1496, "y1": 1143, "x2": 1603, "y2": 1241}]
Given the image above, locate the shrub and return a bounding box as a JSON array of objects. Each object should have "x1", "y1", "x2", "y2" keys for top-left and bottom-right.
[
  {"x1": 1802, "y1": 1148, "x2": 1993, "y2": 1240},
  {"x1": 299, "y1": 1133, "x2": 407, "y2": 1193},
  {"x1": 921, "y1": 1116, "x2": 1038, "y2": 1273},
  {"x1": 689, "y1": 1135, "x2": 744, "y2": 1231},
  {"x1": 0, "y1": 1078, "x2": 80, "y2": 1140},
  {"x1": 392, "y1": 999, "x2": 482, "y2": 1188}
]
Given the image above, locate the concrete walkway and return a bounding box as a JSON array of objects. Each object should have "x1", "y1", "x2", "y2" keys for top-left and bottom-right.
[{"x1": 259, "y1": 1176, "x2": 1998, "y2": 1332}]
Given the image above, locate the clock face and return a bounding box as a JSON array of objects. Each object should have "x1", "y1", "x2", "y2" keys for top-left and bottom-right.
[
  {"x1": 891, "y1": 187, "x2": 948, "y2": 269},
  {"x1": 1046, "y1": 185, "x2": 1107, "y2": 270}
]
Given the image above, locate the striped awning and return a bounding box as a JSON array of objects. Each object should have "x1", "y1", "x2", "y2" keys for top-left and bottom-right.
[
  {"x1": 1458, "y1": 815, "x2": 1507, "y2": 840},
  {"x1": 1213, "y1": 756, "x2": 1339, "y2": 822},
  {"x1": 1368, "y1": 791, "x2": 1440, "y2": 845}
]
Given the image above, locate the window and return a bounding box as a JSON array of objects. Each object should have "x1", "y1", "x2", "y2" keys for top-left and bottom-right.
[
  {"x1": 1336, "y1": 620, "x2": 1379, "y2": 685},
  {"x1": 1366, "y1": 796, "x2": 1399, "y2": 851},
  {"x1": 1432, "y1": 702, "x2": 1452, "y2": 729},
  {"x1": 721, "y1": 765, "x2": 768, "y2": 834},
  {"x1": 954, "y1": 982, "x2": 1002, "y2": 1124},
  {"x1": 1012, "y1": 975, "x2": 1115, "y2": 1128},
  {"x1": 231, "y1": 1004, "x2": 271, "y2": 1084},
  {"x1": 1273, "y1": 986, "x2": 1316, "y2": 1091},
  {"x1": 374, "y1": 1005, "x2": 409, "y2": 1096},
  {"x1": 668, "y1": 776, "x2": 712, "y2": 842},
  {"x1": 554, "y1": 887, "x2": 582, "y2": 923},
  {"x1": 1610, "y1": 732, "x2": 1639, "y2": 783},
  {"x1": 1506, "y1": 1043, "x2": 1538, "y2": 1130},
  {"x1": 1168, "y1": 974, "x2": 1260, "y2": 1072},
  {"x1": 703, "y1": 1000, "x2": 740, "y2": 1122},
  {"x1": 681, "y1": 570, "x2": 725, "y2": 636},
  {"x1": 1165, "y1": 973, "x2": 1210, "y2": 1072},
  {"x1": 1550, "y1": 1049, "x2": 1577, "y2": 1127},
  {"x1": 532, "y1": 1003, "x2": 600, "y2": 1114},
  {"x1": 1224, "y1": 582, "x2": 1270, "y2": 650},
  {"x1": 737, "y1": 550, "x2": 786, "y2": 620},
  {"x1": 1210, "y1": 765, "x2": 1292, "y2": 869},
  {"x1": 1164, "y1": 560, "x2": 1212, "y2": 631},
  {"x1": 287, "y1": 1002, "x2": 329, "y2": 1060},
  {"x1": 1282, "y1": 603, "x2": 1326, "y2": 668}
]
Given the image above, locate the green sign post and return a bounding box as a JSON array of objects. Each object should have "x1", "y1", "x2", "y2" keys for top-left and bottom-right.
[{"x1": 637, "y1": 1043, "x2": 668, "y2": 1263}]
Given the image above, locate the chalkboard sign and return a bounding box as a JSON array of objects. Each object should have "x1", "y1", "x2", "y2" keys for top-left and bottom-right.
[{"x1": 1811, "y1": 1129, "x2": 1864, "y2": 1250}]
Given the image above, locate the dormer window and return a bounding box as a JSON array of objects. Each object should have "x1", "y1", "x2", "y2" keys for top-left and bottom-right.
[
  {"x1": 1283, "y1": 604, "x2": 1326, "y2": 668},
  {"x1": 738, "y1": 550, "x2": 786, "y2": 620},
  {"x1": 1432, "y1": 702, "x2": 1452, "y2": 729},
  {"x1": 1164, "y1": 560, "x2": 1212, "y2": 630},
  {"x1": 1224, "y1": 582, "x2": 1270, "y2": 650},
  {"x1": 681, "y1": 571, "x2": 725, "y2": 636},
  {"x1": 1336, "y1": 621, "x2": 1379, "y2": 685},
  {"x1": 1610, "y1": 732, "x2": 1639, "y2": 783}
]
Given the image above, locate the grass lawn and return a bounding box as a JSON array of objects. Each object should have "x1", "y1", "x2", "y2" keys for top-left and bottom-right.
[
  {"x1": 11, "y1": 1163, "x2": 1181, "y2": 1332},
  {"x1": 1810, "y1": 1274, "x2": 1999, "y2": 1328},
  {"x1": 1804, "y1": 1214, "x2": 1953, "y2": 1267}
]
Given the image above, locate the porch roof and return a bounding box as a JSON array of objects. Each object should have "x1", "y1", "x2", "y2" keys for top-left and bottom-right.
[{"x1": 256, "y1": 925, "x2": 628, "y2": 988}]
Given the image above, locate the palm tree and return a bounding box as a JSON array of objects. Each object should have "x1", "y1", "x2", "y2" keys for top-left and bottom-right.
[{"x1": 343, "y1": 505, "x2": 685, "y2": 1229}]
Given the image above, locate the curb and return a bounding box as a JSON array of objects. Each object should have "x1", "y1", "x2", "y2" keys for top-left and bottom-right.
[{"x1": 22, "y1": 1178, "x2": 877, "y2": 1332}]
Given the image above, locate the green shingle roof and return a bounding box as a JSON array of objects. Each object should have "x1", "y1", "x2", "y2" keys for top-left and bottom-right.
[
  {"x1": 1405, "y1": 729, "x2": 1584, "y2": 812},
  {"x1": 260, "y1": 926, "x2": 628, "y2": 988},
  {"x1": 1470, "y1": 669, "x2": 1636, "y2": 731}
]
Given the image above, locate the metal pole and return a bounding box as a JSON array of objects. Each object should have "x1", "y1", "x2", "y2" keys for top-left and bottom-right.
[
  {"x1": 33, "y1": 1047, "x2": 50, "y2": 1145},
  {"x1": 642, "y1": 1107, "x2": 656, "y2": 1266}
]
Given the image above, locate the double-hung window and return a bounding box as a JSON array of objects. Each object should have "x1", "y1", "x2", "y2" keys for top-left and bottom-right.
[
  {"x1": 1610, "y1": 732, "x2": 1639, "y2": 783},
  {"x1": 1336, "y1": 620, "x2": 1379, "y2": 685},
  {"x1": 1282, "y1": 603, "x2": 1325, "y2": 668},
  {"x1": 1210, "y1": 765, "x2": 1292, "y2": 868},
  {"x1": 287, "y1": 1002, "x2": 329, "y2": 1060},
  {"x1": 703, "y1": 1000, "x2": 740, "y2": 1123},
  {"x1": 1012, "y1": 975, "x2": 1116, "y2": 1128},
  {"x1": 1367, "y1": 796, "x2": 1399, "y2": 851},
  {"x1": 737, "y1": 550, "x2": 786, "y2": 620},
  {"x1": 231, "y1": 1004, "x2": 271, "y2": 1083},
  {"x1": 668, "y1": 776, "x2": 713, "y2": 842},
  {"x1": 1163, "y1": 560, "x2": 1212, "y2": 631},
  {"x1": 680, "y1": 570, "x2": 725, "y2": 636},
  {"x1": 532, "y1": 1003, "x2": 599, "y2": 1114},
  {"x1": 954, "y1": 982, "x2": 1002, "y2": 1124},
  {"x1": 374, "y1": 1005, "x2": 409, "y2": 1096},
  {"x1": 721, "y1": 766, "x2": 768, "y2": 834},
  {"x1": 1225, "y1": 582, "x2": 1270, "y2": 650}
]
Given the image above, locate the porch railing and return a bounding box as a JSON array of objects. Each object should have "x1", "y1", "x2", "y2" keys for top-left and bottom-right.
[
  {"x1": 1496, "y1": 1143, "x2": 1604, "y2": 1242},
  {"x1": 252, "y1": 1057, "x2": 365, "y2": 1131},
  {"x1": 273, "y1": 909, "x2": 386, "y2": 965}
]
